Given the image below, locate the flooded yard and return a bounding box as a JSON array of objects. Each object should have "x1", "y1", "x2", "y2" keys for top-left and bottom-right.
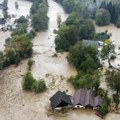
[{"x1": 0, "y1": 0, "x2": 120, "y2": 120}]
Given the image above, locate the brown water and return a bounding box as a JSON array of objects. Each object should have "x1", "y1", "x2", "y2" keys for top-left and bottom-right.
[{"x1": 0, "y1": 0, "x2": 120, "y2": 120}]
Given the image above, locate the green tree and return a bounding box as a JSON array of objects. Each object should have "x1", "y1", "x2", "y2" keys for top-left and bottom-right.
[
  {"x1": 22, "y1": 72, "x2": 35, "y2": 90},
  {"x1": 31, "y1": 3, "x2": 48, "y2": 31},
  {"x1": 11, "y1": 34, "x2": 33, "y2": 58},
  {"x1": 67, "y1": 41, "x2": 100, "y2": 72},
  {"x1": 78, "y1": 19, "x2": 95, "y2": 39},
  {"x1": 63, "y1": 0, "x2": 75, "y2": 13},
  {"x1": 99, "y1": 103, "x2": 108, "y2": 117},
  {"x1": 68, "y1": 71, "x2": 100, "y2": 89},
  {"x1": 107, "y1": 71, "x2": 120, "y2": 95},
  {"x1": 4, "y1": 47, "x2": 17, "y2": 64},
  {"x1": 95, "y1": 8, "x2": 111, "y2": 26},
  {"x1": 101, "y1": 43, "x2": 115, "y2": 67}
]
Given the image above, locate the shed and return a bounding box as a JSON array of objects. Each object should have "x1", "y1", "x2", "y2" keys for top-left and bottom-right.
[
  {"x1": 94, "y1": 95, "x2": 103, "y2": 108},
  {"x1": 50, "y1": 91, "x2": 73, "y2": 109}
]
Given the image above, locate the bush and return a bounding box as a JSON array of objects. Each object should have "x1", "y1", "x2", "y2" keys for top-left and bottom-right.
[
  {"x1": 99, "y1": 103, "x2": 109, "y2": 117},
  {"x1": 22, "y1": 72, "x2": 35, "y2": 90},
  {"x1": 113, "y1": 94, "x2": 119, "y2": 109},
  {"x1": 27, "y1": 59, "x2": 34, "y2": 71},
  {"x1": 95, "y1": 8, "x2": 111, "y2": 26},
  {"x1": 68, "y1": 71, "x2": 100, "y2": 90},
  {"x1": 32, "y1": 80, "x2": 47, "y2": 93}
]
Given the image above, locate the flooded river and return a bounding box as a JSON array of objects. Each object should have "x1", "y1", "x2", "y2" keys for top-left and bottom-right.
[{"x1": 0, "y1": 0, "x2": 120, "y2": 120}]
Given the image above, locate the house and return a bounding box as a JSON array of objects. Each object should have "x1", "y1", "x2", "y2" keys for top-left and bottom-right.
[
  {"x1": 73, "y1": 89, "x2": 103, "y2": 109},
  {"x1": 84, "y1": 89, "x2": 94, "y2": 108},
  {"x1": 73, "y1": 89, "x2": 86, "y2": 108},
  {"x1": 50, "y1": 91, "x2": 73, "y2": 109},
  {"x1": 94, "y1": 95, "x2": 103, "y2": 109}
]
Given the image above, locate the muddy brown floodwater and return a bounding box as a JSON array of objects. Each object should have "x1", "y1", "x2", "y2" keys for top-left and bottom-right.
[{"x1": 0, "y1": 0, "x2": 120, "y2": 120}]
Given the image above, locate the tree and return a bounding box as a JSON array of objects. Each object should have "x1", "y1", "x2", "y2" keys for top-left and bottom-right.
[
  {"x1": 67, "y1": 41, "x2": 100, "y2": 72},
  {"x1": 11, "y1": 34, "x2": 33, "y2": 58},
  {"x1": 62, "y1": 0, "x2": 75, "y2": 13},
  {"x1": 68, "y1": 71, "x2": 100, "y2": 90},
  {"x1": 31, "y1": 3, "x2": 48, "y2": 31},
  {"x1": 22, "y1": 72, "x2": 35, "y2": 90},
  {"x1": 78, "y1": 19, "x2": 95, "y2": 39},
  {"x1": 101, "y1": 43, "x2": 115, "y2": 67},
  {"x1": 55, "y1": 24, "x2": 79, "y2": 51},
  {"x1": 27, "y1": 59, "x2": 34, "y2": 71},
  {"x1": 57, "y1": 14, "x2": 62, "y2": 28},
  {"x1": 99, "y1": 103, "x2": 108, "y2": 117},
  {"x1": 107, "y1": 71, "x2": 120, "y2": 95},
  {"x1": 15, "y1": 1, "x2": 19, "y2": 9},
  {"x1": 95, "y1": 8, "x2": 111, "y2": 26}
]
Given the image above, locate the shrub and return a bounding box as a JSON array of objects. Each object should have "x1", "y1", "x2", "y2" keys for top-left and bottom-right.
[
  {"x1": 99, "y1": 103, "x2": 109, "y2": 117},
  {"x1": 113, "y1": 94, "x2": 119, "y2": 109},
  {"x1": 27, "y1": 59, "x2": 34, "y2": 71},
  {"x1": 32, "y1": 80, "x2": 47, "y2": 93},
  {"x1": 22, "y1": 72, "x2": 35, "y2": 90}
]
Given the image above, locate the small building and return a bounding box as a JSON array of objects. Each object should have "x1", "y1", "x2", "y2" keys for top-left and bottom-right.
[
  {"x1": 50, "y1": 91, "x2": 73, "y2": 109},
  {"x1": 84, "y1": 89, "x2": 94, "y2": 108},
  {"x1": 73, "y1": 89, "x2": 86, "y2": 108},
  {"x1": 94, "y1": 95, "x2": 103, "y2": 109},
  {"x1": 73, "y1": 89, "x2": 103, "y2": 109}
]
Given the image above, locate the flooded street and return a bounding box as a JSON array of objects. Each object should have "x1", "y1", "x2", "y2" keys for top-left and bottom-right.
[{"x1": 0, "y1": 0, "x2": 120, "y2": 120}]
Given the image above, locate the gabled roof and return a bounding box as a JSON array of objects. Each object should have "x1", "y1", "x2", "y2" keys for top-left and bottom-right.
[
  {"x1": 50, "y1": 91, "x2": 73, "y2": 109},
  {"x1": 85, "y1": 89, "x2": 94, "y2": 107},
  {"x1": 73, "y1": 89, "x2": 103, "y2": 108},
  {"x1": 94, "y1": 95, "x2": 103, "y2": 107},
  {"x1": 73, "y1": 89, "x2": 86, "y2": 106}
]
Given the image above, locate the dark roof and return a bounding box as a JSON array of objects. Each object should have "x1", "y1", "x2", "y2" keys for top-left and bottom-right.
[
  {"x1": 50, "y1": 91, "x2": 73, "y2": 109},
  {"x1": 73, "y1": 89, "x2": 103, "y2": 108},
  {"x1": 82, "y1": 40, "x2": 99, "y2": 48},
  {"x1": 94, "y1": 95, "x2": 103, "y2": 107},
  {"x1": 0, "y1": 18, "x2": 6, "y2": 25},
  {"x1": 85, "y1": 89, "x2": 94, "y2": 107}
]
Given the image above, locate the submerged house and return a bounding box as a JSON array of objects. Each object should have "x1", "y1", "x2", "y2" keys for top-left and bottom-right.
[
  {"x1": 50, "y1": 91, "x2": 73, "y2": 109},
  {"x1": 73, "y1": 89, "x2": 103, "y2": 109},
  {"x1": 94, "y1": 95, "x2": 103, "y2": 109}
]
